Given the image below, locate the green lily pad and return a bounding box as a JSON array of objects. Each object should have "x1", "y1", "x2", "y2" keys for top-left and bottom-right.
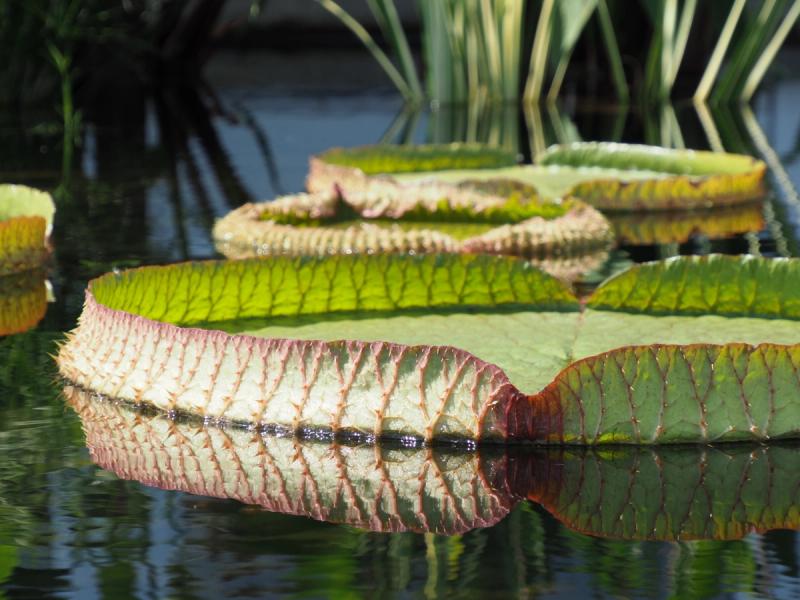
[
  {"x1": 0, "y1": 184, "x2": 55, "y2": 275},
  {"x1": 66, "y1": 386, "x2": 514, "y2": 535},
  {"x1": 68, "y1": 388, "x2": 800, "y2": 541},
  {"x1": 309, "y1": 142, "x2": 766, "y2": 212},
  {"x1": 57, "y1": 253, "x2": 800, "y2": 444}
]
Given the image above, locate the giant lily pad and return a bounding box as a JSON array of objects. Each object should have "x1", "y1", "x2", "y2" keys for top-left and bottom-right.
[
  {"x1": 309, "y1": 143, "x2": 766, "y2": 212},
  {"x1": 57, "y1": 253, "x2": 800, "y2": 444},
  {"x1": 213, "y1": 183, "x2": 613, "y2": 282},
  {"x1": 68, "y1": 387, "x2": 800, "y2": 540},
  {"x1": 0, "y1": 184, "x2": 55, "y2": 275}
]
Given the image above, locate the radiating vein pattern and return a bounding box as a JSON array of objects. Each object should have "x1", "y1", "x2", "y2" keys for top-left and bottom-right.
[{"x1": 67, "y1": 388, "x2": 515, "y2": 534}]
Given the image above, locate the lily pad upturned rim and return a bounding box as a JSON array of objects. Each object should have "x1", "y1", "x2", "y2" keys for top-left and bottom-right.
[
  {"x1": 212, "y1": 190, "x2": 615, "y2": 281},
  {"x1": 57, "y1": 253, "x2": 800, "y2": 446}
]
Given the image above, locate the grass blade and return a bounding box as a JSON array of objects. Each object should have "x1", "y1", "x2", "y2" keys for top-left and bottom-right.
[
  {"x1": 367, "y1": 0, "x2": 423, "y2": 98},
  {"x1": 741, "y1": 0, "x2": 800, "y2": 101},
  {"x1": 316, "y1": 0, "x2": 417, "y2": 102},
  {"x1": 693, "y1": 0, "x2": 747, "y2": 102},
  {"x1": 524, "y1": 0, "x2": 555, "y2": 102},
  {"x1": 596, "y1": 0, "x2": 629, "y2": 102},
  {"x1": 666, "y1": 0, "x2": 697, "y2": 90}
]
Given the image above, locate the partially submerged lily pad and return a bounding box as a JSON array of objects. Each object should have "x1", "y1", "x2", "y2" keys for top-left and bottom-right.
[
  {"x1": 57, "y1": 253, "x2": 800, "y2": 445},
  {"x1": 309, "y1": 142, "x2": 766, "y2": 212},
  {"x1": 213, "y1": 183, "x2": 613, "y2": 281},
  {"x1": 0, "y1": 184, "x2": 55, "y2": 275}
]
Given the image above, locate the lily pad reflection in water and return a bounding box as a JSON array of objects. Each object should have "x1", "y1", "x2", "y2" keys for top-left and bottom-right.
[{"x1": 68, "y1": 387, "x2": 800, "y2": 542}]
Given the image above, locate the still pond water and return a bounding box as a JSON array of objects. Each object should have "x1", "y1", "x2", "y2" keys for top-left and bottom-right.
[{"x1": 2, "y1": 53, "x2": 800, "y2": 598}]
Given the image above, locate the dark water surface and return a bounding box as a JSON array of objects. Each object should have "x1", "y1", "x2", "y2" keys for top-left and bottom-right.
[{"x1": 2, "y1": 52, "x2": 800, "y2": 598}]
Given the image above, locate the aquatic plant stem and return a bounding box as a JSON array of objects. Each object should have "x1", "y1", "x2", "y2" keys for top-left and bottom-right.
[{"x1": 596, "y1": 0, "x2": 629, "y2": 102}]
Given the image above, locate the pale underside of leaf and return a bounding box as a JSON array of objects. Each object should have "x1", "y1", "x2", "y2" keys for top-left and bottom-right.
[{"x1": 66, "y1": 387, "x2": 514, "y2": 535}]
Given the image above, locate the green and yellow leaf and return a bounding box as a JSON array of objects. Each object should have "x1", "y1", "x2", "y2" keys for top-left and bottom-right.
[{"x1": 0, "y1": 184, "x2": 55, "y2": 275}]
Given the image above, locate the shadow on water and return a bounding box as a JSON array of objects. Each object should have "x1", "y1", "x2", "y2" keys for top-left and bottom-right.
[{"x1": 2, "y1": 68, "x2": 800, "y2": 596}]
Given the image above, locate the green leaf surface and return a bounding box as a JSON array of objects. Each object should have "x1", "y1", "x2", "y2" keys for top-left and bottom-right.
[
  {"x1": 93, "y1": 254, "x2": 577, "y2": 325},
  {"x1": 59, "y1": 254, "x2": 800, "y2": 444},
  {"x1": 394, "y1": 164, "x2": 665, "y2": 200}
]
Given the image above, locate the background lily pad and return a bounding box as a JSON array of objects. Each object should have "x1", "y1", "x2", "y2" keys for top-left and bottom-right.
[
  {"x1": 57, "y1": 253, "x2": 800, "y2": 445},
  {"x1": 310, "y1": 142, "x2": 766, "y2": 212},
  {"x1": 213, "y1": 188, "x2": 613, "y2": 282},
  {"x1": 0, "y1": 184, "x2": 55, "y2": 275},
  {"x1": 609, "y1": 202, "x2": 765, "y2": 245}
]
